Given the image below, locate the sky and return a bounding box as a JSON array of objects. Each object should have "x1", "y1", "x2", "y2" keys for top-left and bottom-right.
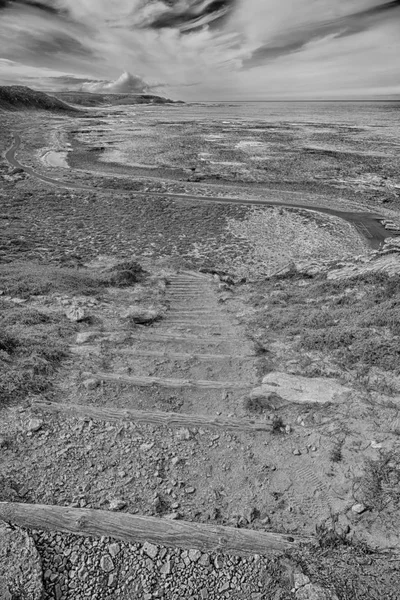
[{"x1": 0, "y1": 0, "x2": 399, "y2": 99}]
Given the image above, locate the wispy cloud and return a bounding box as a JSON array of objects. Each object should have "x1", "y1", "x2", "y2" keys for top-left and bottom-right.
[{"x1": 0, "y1": 0, "x2": 399, "y2": 99}]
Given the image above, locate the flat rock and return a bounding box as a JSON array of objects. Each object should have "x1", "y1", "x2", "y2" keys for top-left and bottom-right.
[
  {"x1": 0, "y1": 521, "x2": 44, "y2": 600},
  {"x1": 258, "y1": 372, "x2": 350, "y2": 405}
]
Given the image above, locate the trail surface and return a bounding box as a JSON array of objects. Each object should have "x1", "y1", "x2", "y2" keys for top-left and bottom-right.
[{"x1": 6, "y1": 134, "x2": 388, "y2": 248}]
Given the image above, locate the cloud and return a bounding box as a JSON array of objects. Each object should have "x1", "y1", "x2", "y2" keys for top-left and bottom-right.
[
  {"x1": 0, "y1": 0, "x2": 399, "y2": 99},
  {"x1": 80, "y1": 71, "x2": 149, "y2": 93}
]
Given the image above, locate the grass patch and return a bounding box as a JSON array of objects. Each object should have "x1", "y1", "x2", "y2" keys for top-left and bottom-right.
[
  {"x1": 356, "y1": 453, "x2": 400, "y2": 512},
  {"x1": 0, "y1": 260, "x2": 147, "y2": 299},
  {"x1": 249, "y1": 272, "x2": 400, "y2": 375},
  {"x1": 0, "y1": 300, "x2": 74, "y2": 405}
]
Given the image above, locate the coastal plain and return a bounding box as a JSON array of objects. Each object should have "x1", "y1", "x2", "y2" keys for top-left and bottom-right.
[{"x1": 2, "y1": 97, "x2": 400, "y2": 599}]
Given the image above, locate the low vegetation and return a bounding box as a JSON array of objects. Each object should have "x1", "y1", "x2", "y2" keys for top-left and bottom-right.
[
  {"x1": 0, "y1": 260, "x2": 147, "y2": 406},
  {"x1": 0, "y1": 301, "x2": 74, "y2": 405},
  {"x1": 249, "y1": 271, "x2": 400, "y2": 376}
]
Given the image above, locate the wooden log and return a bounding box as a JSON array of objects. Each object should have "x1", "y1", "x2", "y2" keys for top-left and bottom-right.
[
  {"x1": 95, "y1": 372, "x2": 250, "y2": 390},
  {"x1": 32, "y1": 400, "x2": 272, "y2": 432},
  {"x1": 114, "y1": 349, "x2": 251, "y2": 361},
  {"x1": 0, "y1": 502, "x2": 309, "y2": 554}
]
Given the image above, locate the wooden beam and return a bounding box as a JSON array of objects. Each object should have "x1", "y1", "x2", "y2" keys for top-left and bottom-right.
[
  {"x1": 32, "y1": 400, "x2": 272, "y2": 432},
  {"x1": 0, "y1": 502, "x2": 309, "y2": 554},
  {"x1": 94, "y1": 372, "x2": 250, "y2": 390}
]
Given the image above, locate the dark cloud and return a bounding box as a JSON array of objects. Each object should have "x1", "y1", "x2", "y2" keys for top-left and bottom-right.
[
  {"x1": 0, "y1": 0, "x2": 61, "y2": 13},
  {"x1": 244, "y1": 0, "x2": 400, "y2": 67},
  {"x1": 142, "y1": 0, "x2": 233, "y2": 31}
]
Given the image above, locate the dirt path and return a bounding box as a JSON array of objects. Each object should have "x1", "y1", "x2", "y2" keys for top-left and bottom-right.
[{"x1": 5, "y1": 134, "x2": 388, "y2": 249}]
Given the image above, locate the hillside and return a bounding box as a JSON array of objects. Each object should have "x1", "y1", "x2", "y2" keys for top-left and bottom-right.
[
  {"x1": 0, "y1": 86, "x2": 79, "y2": 113},
  {"x1": 52, "y1": 91, "x2": 180, "y2": 107}
]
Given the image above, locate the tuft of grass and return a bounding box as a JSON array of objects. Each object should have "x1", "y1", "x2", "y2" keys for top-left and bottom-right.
[
  {"x1": 103, "y1": 260, "x2": 146, "y2": 287},
  {"x1": 0, "y1": 300, "x2": 74, "y2": 406}
]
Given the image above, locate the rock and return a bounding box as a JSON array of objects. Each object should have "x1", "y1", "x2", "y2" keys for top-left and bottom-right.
[
  {"x1": 200, "y1": 589, "x2": 209, "y2": 599},
  {"x1": 188, "y1": 549, "x2": 201, "y2": 563},
  {"x1": 185, "y1": 487, "x2": 196, "y2": 494},
  {"x1": 27, "y1": 418, "x2": 43, "y2": 433},
  {"x1": 0, "y1": 521, "x2": 44, "y2": 600},
  {"x1": 120, "y1": 305, "x2": 162, "y2": 324},
  {"x1": 140, "y1": 442, "x2": 155, "y2": 452},
  {"x1": 294, "y1": 574, "x2": 311, "y2": 589},
  {"x1": 82, "y1": 378, "x2": 99, "y2": 391},
  {"x1": 176, "y1": 428, "x2": 191, "y2": 441},
  {"x1": 258, "y1": 372, "x2": 350, "y2": 405},
  {"x1": 171, "y1": 456, "x2": 181, "y2": 466},
  {"x1": 66, "y1": 306, "x2": 86, "y2": 322},
  {"x1": 100, "y1": 555, "x2": 114, "y2": 573},
  {"x1": 351, "y1": 503, "x2": 367, "y2": 514},
  {"x1": 164, "y1": 512, "x2": 180, "y2": 520},
  {"x1": 108, "y1": 543, "x2": 120, "y2": 558},
  {"x1": 199, "y1": 553, "x2": 210, "y2": 567},
  {"x1": 160, "y1": 560, "x2": 171, "y2": 575},
  {"x1": 109, "y1": 498, "x2": 127, "y2": 511},
  {"x1": 143, "y1": 542, "x2": 158, "y2": 559},
  {"x1": 293, "y1": 449, "x2": 301, "y2": 456}
]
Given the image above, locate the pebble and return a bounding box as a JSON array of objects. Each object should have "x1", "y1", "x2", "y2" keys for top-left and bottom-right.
[
  {"x1": 27, "y1": 418, "x2": 43, "y2": 433},
  {"x1": 351, "y1": 503, "x2": 367, "y2": 514},
  {"x1": 293, "y1": 449, "x2": 301, "y2": 456},
  {"x1": 109, "y1": 498, "x2": 127, "y2": 511},
  {"x1": 82, "y1": 378, "x2": 99, "y2": 391},
  {"x1": 188, "y1": 549, "x2": 201, "y2": 563},
  {"x1": 143, "y1": 542, "x2": 158, "y2": 559},
  {"x1": 100, "y1": 555, "x2": 114, "y2": 573},
  {"x1": 108, "y1": 543, "x2": 120, "y2": 558}
]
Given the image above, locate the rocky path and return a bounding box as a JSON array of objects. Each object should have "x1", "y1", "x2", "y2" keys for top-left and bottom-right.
[{"x1": 1, "y1": 270, "x2": 309, "y2": 599}]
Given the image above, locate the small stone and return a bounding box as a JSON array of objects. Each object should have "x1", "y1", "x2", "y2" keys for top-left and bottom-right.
[
  {"x1": 199, "y1": 553, "x2": 210, "y2": 567},
  {"x1": 171, "y1": 456, "x2": 181, "y2": 466},
  {"x1": 293, "y1": 449, "x2": 301, "y2": 456},
  {"x1": 370, "y1": 440, "x2": 382, "y2": 449},
  {"x1": 293, "y1": 573, "x2": 311, "y2": 589},
  {"x1": 82, "y1": 378, "x2": 99, "y2": 391},
  {"x1": 185, "y1": 487, "x2": 195, "y2": 494},
  {"x1": 140, "y1": 442, "x2": 155, "y2": 452},
  {"x1": 200, "y1": 589, "x2": 209, "y2": 599},
  {"x1": 160, "y1": 560, "x2": 171, "y2": 575},
  {"x1": 108, "y1": 573, "x2": 117, "y2": 587},
  {"x1": 188, "y1": 549, "x2": 201, "y2": 563},
  {"x1": 176, "y1": 428, "x2": 191, "y2": 441},
  {"x1": 219, "y1": 582, "x2": 230, "y2": 592},
  {"x1": 27, "y1": 418, "x2": 43, "y2": 433},
  {"x1": 143, "y1": 542, "x2": 158, "y2": 559},
  {"x1": 352, "y1": 503, "x2": 367, "y2": 514},
  {"x1": 66, "y1": 306, "x2": 86, "y2": 322},
  {"x1": 109, "y1": 498, "x2": 126, "y2": 511},
  {"x1": 108, "y1": 543, "x2": 120, "y2": 558},
  {"x1": 100, "y1": 555, "x2": 114, "y2": 573},
  {"x1": 164, "y1": 512, "x2": 180, "y2": 520},
  {"x1": 54, "y1": 584, "x2": 62, "y2": 600}
]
